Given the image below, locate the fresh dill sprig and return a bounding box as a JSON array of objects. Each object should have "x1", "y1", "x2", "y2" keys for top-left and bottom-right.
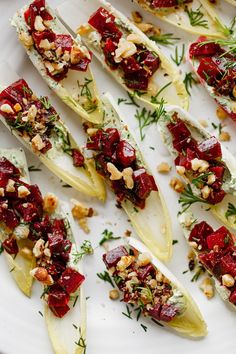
[
  {"x1": 225, "y1": 202, "x2": 236, "y2": 220},
  {"x1": 99, "y1": 229, "x2": 121, "y2": 246},
  {"x1": 97, "y1": 271, "x2": 114, "y2": 287},
  {"x1": 78, "y1": 78, "x2": 98, "y2": 113},
  {"x1": 170, "y1": 44, "x2": 185, "y2": 66},
  {"x1": 183, "y1": 72, "x2": 198, "y2": 96},
  {"x1": 185, "y1": 6, "x2": 208, "y2": 29},
  {"x1": 40, "y1": 96, "x2": 51, "y2": 110},
  {"x1": 117, "y1": 92, "x2": 140, "y2": 107},
  {"x1": 28, "y1": 165, "x2": 41, "y2": 172},
  {"x1": 122, "y1": 305, "x2": 133, "y2": 319},
  {"x1": 75, "y1": 328, "x2": 86, "y2": 354},
  {"x1": 54, "y1": 126, "x2": 72, "y2": 155},
  {"x1": 151, "y1": 82, "x2": 171, "y2": 104},
  {"x1": 211, "y1": 122, "x2": 223, "y2": 135},
  {"x1": 191, "y1": 265, "x2": 205, "y2": 282},
  {"x1": 149, "y1": 33, "x2": 180, "y2": 46},
  {"x1": 73, "y1": 240, "x2": 93, "y2": 264},
  {"x1": 215, "y1": 16, "x2": 236, "y2": 37},
  {"x1": 179, "y1": 184, "x2": 209, "y2": 212},
  {"x1": 135, "y1": 99, "x2": 166, "y2": 140},
  {"x1": 192, "y1": 172, "x2": 213, "y2": 188}
]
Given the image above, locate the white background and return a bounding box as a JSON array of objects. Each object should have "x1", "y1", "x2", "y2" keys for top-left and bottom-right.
[{"x1": 0, "y1": 1, "x2": 236, "y2": 353}]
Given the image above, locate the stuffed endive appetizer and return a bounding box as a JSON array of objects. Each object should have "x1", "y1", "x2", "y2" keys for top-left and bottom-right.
[
  {"x1": 0, "y1": 148, "x2": 36, "y2": 296},
  {"x1": 0, "y1": 77, "x2": 105, "y2": 200},
  {"x1": 188, "y1": 36, "x2": 236, "y2": 121},
  {"x1": 57, "y1": 0, "x2": 188, "y2": 109},
  {"x1": 179, "y1": 210, "x2": 236, "y2": 310},
  {"x1": 85, "y1": 93, "x2": 172, "y2": 261},
  {"x1": 103, "y1": 237, "x2": 207, "y2": 336},
  {"x1": 12, "y1": 0, "x2": 104, "y2": 124},
  {"x1": 158, "y1": 106, "x2": 236, "y2": 229},
  {"x1": 133, "y1": 0, "x2": 224, "y2": 37}
]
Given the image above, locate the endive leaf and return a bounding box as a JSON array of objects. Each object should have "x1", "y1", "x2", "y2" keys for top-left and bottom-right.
[
  {"x1": 56, "y1": 0, "x2": 189, "y2": 110},
  {"x1": 158, "y1": 105, "x2": 236, "y2": 230},
  {"x1": 0, "y1": 148, "x2": 36, "y2": 297},
  {"x1": 128, "y1": 237, "x2": 207, "y2": 337},
  {"x1": 0, "y1": 69, "x2": 106, "y2": 201},
  {"x1": 224, "y1": 0, "x2": 236, "y2": 6},
  {"x1": 134, "y1": 0, "x2": 225, "y2": 38},
  {"x1": 11, "y1": 1, "x2": 104, "y2": 124}
]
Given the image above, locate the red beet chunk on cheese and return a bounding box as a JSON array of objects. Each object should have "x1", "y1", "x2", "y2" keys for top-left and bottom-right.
[
  {"x1": 197, "y1": 58, "x2": 222, "y2": 86},
  {"x1": 121, "y1": 57, "x2": 142, "y2": 74},
  {"x1": 16, "y1": 202, "x2": 40, "y2": 222},
  {"x1": 58, "y1": 268, "x2": 85, "y2": 294},
  {"x1": 103, "y1": 39, "x2": 118, "y2": 68},
  {"x1": 0, "y1": 157, "x2": 20, "y2": 176},
  {"x1": 137, "y1": 264, "x2": 155, "y2": 280},
  {"x1": 206, "y1": 226, "x2": 229, "y2": 250},
  {"x1": 48, "y1": 285, "x2": 70, "y2": 307},
  {"x1": 229, "y1": 289, "x2": 236, "y2": 304},
  {"x1": 87, "y1": 130, "x2": 103, "y2": 150},
  {"x1": 159, "y1": 304, "x2": 178, "y2": 322},
  {"x1": 32, "y1": 29, "x2": 56, "y2": 49},
  {"x1": 48, "y1": 231, "x2": 64, "y2": 254},
  {"x1": 124, "y1": 72, "x2": 149, "y2": 91},
  {"x1": 2, "y1": 237, "x2": 18, "y2": 255},
  {"x1": 54, "y1": 34, "x2": 73, "y2": 52},
  {"x1": 142, "y1": 51, "x2": 160, "y2": 75},
  {"x1": 134, "y1": 169, "x2": 157, "y2": 200},
  {"x1": 206, "y1": 189, "x2": 226, "y2": 205},
  {"x1": 0, "y1": 79, "x2": 32, "y2": 105},
  {"x1": 198, "y1": 137, "x2": 222, "y2": 160},
  {"x1": 116, "y1": 140, "x2": 136, "y2": 167},
  {"x1": 94, "y1": 154, "x2": 109, "y2": 177},
  {"x1": 103, "y1": 246, "x2": 128, "y2": 268},
  {"x1": 71, "y1": 56, "x2": 91, "y2": 72},
  {"x1": 189, "y1": 37, "x2": 223, "y2": 59},
  {"x1": 102, "y1": 128, "x2": 120, "y2": 157},
  {"x1": 72, "y1": 149, "x2": 84, "y2": 167},
  {"x1": 148, "y1": 303, "x2": 162, "y2": 320},
  {"x1": 220, "y1": 254, "x2": 236, "y2": 277},
  {"x1": 167, "y1": 120, "x2": 191, "y2": 141},
  {"x1": 189, "y1": 221, "x2": 213, "y2": 250},
  {"x1": 50, "y1": 304, "x2": 70, "y2": 318},
  {"x1": 25, "y1": 0, "x2": 53, "y2": 31},
  {"x1": 47, "y1": 261, "x2": 66, "y2": 280}
]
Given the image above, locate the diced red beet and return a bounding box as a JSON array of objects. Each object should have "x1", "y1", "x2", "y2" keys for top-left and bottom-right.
[
  {"x1": 148, "y1": 303, "x2": 162, "y2": 320},
  {"x1": 103, "y1": 246, "x2": 128, "y2": 268},
  {"x1": 2, "y1": 208, "x2": 19, "y2": 229},
  {"x1": 197, "y1": 137, "x2": 222, "y2": 160},
  {"x1": 199, "y1": 252, "x2": 221, "y2": 272},
  {"x1": 220, "y1": 253, "x2": 236, "y2": 277},
  {"x1": 116, "y1": 140, "x2": 136, "y2": 167},
  {"x1": 53, "y1": 219, "x2": 66, "y2": 238},
  {"x1": 25, "y1": 0, "x2": 53, "y2": 31},
  {"x1": 121, "y1": 57, "x2": 142, "y2": 74},
  {"x1": 189, "y1": 37, "x2": 223, "y2": 59},
  {"x1": 133, "y1": 169, "x2": 157, "y2": 199},
  {"x1": 159, "y1": 304, "x2": 178, "y2": 322},
  {"x1": 94, "y1": 153, "x2": 109, "y2": 177},
  {"x1": 87, "y1": 130, "x2": 103, "y2": 150},
  {"x1": 216, "y1": 73, "x2": 236, "y2": 96},
  {"x1": 71, "y1": 56, "x2": 91, "y2": 72},
  {"x1": 2, "y1": 237, "x2": 18, "y2": 255},
  {"x1": 58, "y1": 268, "x2": 85, "y2": 294},
  {"x1": 124, "y1": 71, "x2": 149, "y2": 91},
  {"x1": 0, "y1": 157, "x2": 20, "y2": 176},
  {"x1": 229, "y1": 288, "x2": 236, "y2": 304},
  {"x1": 206, "y1": 227, "x2": 230, "y2": 250},
  {"x1": 189, "y1": 221, "x2": 213, "y2": 250},
  {"x1": 54, "y1": 34, "x2": 73, "y2": 52},
  {"x1": 40, "y1": 137, "x2": 52, "y2": 154},
  {"x1": 175, "y1": 148, "x2": 197, "y2": 170},
  {"x1": 32, "y1": 215, "x2": 52, "y2": 240},
  {"x1": 48, "y1": 231, "x2": 64, "y2": 254},
  {"x1": 197, "y1": 57, "x2": 222, "y2": 86},
  {"x1": 167, "y1": 120, "x2": 191, "y2": 141},
  {"x1": 47, "y1": 285, "x2": 70, "y2": 307},
  {"x1": 15, "y1": 202, "x2": 40, "y2": 222},
  {"x1": 142, "y1": 51, "x2": 160, "y2": 75},
  {"x1": 47, "y1": 261, "x2": 66, "y2": 280},
  {"x1": 206, "y1": 189, "x2": 226, "y2": 205},
  {"x1": 50, "y1": 304, "x2": 70, "y2": 318},
  {"x1": 103, "y1": 39, "x2": 118, "y2": 69},
  {"x1": 137, "y1": 264, "x2": 155, "y2": 281},
  {"x1": 209, "y1": 166, "x2": 225, "y2": 181},
  {"x1": 32, "y1": 29, "x2": 56, "y2": 49},
  {"x1": 72, "y1": 149, "x2": 84, "y2": 167},
  {"x1": 27, "y1": 184, "x2": 43, "y2": 208},
  {"x1": 0, "y1": 79, "x2": 32, "y2": 105},
  {"x1": 101, "y1": 128, "x2": 120, "y2": 157}
]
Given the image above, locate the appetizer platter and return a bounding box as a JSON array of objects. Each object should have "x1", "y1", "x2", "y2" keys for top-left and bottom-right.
[{"x1": 0, "y1": 0, "x2": 236, "y2": 354}]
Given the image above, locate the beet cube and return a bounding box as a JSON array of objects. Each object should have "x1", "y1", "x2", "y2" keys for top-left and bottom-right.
[
  {"x1": 54, "y1": 34, "x2": 73, "y2": 52},
  {"x1": 87, "y1": 130, "x2": 103, "y2": 150},
  {"x1": 124, "y1": 72, "x2": 149, "y2": 91},
  {"x1": 159, "y1": 304, "x2": 178, "y2": 322},
  {"x1": 167, "y1": 120, "x2": 191, "y2": 141},
  {"x1": 0, "y1": 157, "x2": 20, "y2": 176},
  {"x1": 94, "y1": 153, "x2": 109, "y2": 177},
  {"x1": 102, "y1": 128, "x2": 120, "y2": 157},
  {"x1": 103, "y1": 39, "x2": 118, "y2": 68},
  {"x1": 189, "y1": 221, "x2": 213, "y2": 250},
  {"x1": 220, "y1": 253, "x2": 236, "y2": 277},
  {"x1": 48, "y1": 231, "x2": 64, "y2": 254},
  {"x1": 58, "y1": 268, "x2": 85, "y2": 294},
  {"x1": 207, "y1": 227, "x2": 229, "y2": 250},
  {"x1": 50, "y1": 304, "x2": 70, "y2": 318},
  {"x1": 198, "y1": 137, "x2": 222, "y2": 160},
  {"x1": 137, "y1": 264, "x2": 155, "y2": 281},
  {"x1": 189, "y1": 37, "x2": 223, "y2": 59},
  {"x1": 142, "y1": 51, "x2": 160, "y2": 75},
  {"x1": 2, "y1": 237, "x2": 18, "y2": 255},
  {"x1": 16, "y1": 202, "x2": 39, "y2": 223},
  {"x1": 47, "y1": 261, "x2": 66, "y2": 280},
  {"x1": 72, "y1": 149, "x2": 84, "y2": 167},
  {"x1": 103, "y1": 246, "x2": 128, "y2": 268},
  {"x1": 48, "y1": 285, "x2": 70, "y2": 307},
  {"x1": 116, "y1": 140, "x2": 136, "y2": 167},
  {"x1": 148, "y1": 303, "x2": 162, "y2": 320},
  {"x1": 0, "y1": 79, "x2": 32, "y2": 105},
  {"x1": 197, "y1": 58, "x2": 222, "y2": 86},
  {"x1": 206, "y1": 189, "x2": 226, "y2": 205},
  {"x1": 121, "y1": 57, "x2": 142, "y2": 74},
  {"x1": 133, "y1": 169, "x2": 157, "y2": 199}
]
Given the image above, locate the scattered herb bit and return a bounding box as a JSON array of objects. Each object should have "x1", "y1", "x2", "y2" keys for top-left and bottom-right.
[
  {"x1": 73, "y1": 324, "x2": 78, "y2": 329},
  {"x1": 62, "y1": 184, "x2": 72, "y2": 188},
  {"x1": 75, "y1": 328, "x2": 86, "y2": 354},
  {"x1": 99, "y1": 229, "x2": 121, "y2": 246},
  {"x1": 191, "y1": 266, "x2": 205, "y2": 282},
  {"x1": 122, "y1": 305, "x2": 132, "y2": 319},
  {"x1": 134, "y1": 306, "x2": 142, "y2": 322},
  {"x1": 214, "y1": 15, "x2": 236, "y2": 38},
  {"x1": 40, "y1": 286, "x2": 50, "y2": 299},
  {"x1": 10, "y1": 267, "x2": 15, "y2": 273},
  {"x1": 28, "y1": 165, "x2": 41, "y2": 172},
  {"x1": 188, "y1": 259, "x2": 196, "y2": 272},
  {"x1": 172, "y1": 240, "x2": 178, "y2": 245},
  {"x1": 182, "y1": 270, "x2": 189, "y2": 274},
  {"x1": 149, "y1": 33, "x2": 180, "y2": 46},
  {"x1": 73, "y1": 295, "x2": 79, "y2": 308},
  {"x1": 170, "y1": 44, "x2": 185, "y2": 66},
  {"x1": 97, "y1": 271, "x2": 114, "y2": 287},
  {"x1": 0, "y1": 242, "x2": 4, "y2": 255},
  {"x1": 225, "y1": 202, "x2": 236, "y2": 220},
  {"x1": 55, "y1": 126, "x2": 72, "y2": 155},
  {"x1": 211, "y1": 122, "x2": 223, "y2": 135},
  {"x1": 179, "y1": 184, "x2": 209, "y2": 212},
  {"x1": 183, "y1": 72, "x2": 198, "y2": 96},
  {"x1": 73, "y1": 240, "x2": 94, "y2": 264},
  {"x1": 86, "y1": 296, "x2": 90, "y2": 301},
  {"x1": 39, "y1": 96, "x2": 51, "y2": 110},
  {"x1": 151, "y1": 318, "x2": 164, "y2": 327},
  {"x1": 78, "y1": 78, "x2": 98, "y2": 113},
  {"x1": 141, "y1": 323, "x2": 148, "y2": 332},
  {"x1": 192, "y1": 172, "x2": 213, "y2": 188},
  {"x1": 38, "y1": 310, "x2": 44, "y2": 317},
  {"x1": 151, "y1": 82, "x2": 171, "y2": 105},
  {"x1": 149, "y1": 146, "x2": 155, "y2": 150},
  {"x1": 185, "y1": 6, "x2": 208, "y2": 29},
  {"x1": 117, "y1": 98, "x2": 127, "y2": 105}
]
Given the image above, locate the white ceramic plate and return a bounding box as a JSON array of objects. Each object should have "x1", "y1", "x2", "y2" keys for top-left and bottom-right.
[{"x1": 0, "y1": 1, "x2": 236, "y2": 353}]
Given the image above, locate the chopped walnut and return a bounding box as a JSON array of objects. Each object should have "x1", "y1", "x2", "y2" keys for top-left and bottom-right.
[
  {"x1": 123, "y1": 167, "x2": 134, "y2": 189},
  {"x1": 18, "y1": 31, "x2": 33, "y2": 48},
  {"x1": 34, "y1": 16, "x2": 46, "y2": 32},
  {"x1": 71, "y1": 199, "x2": 95, "y2": 233},
  {"x1": 222, "y1": 273, "x2": 235, "y2": 287},
  {"x1": 107, "y1": 162, "x2": 123, "y2": 180},
  {"x1": 33, "y1": 239, "x2": 45, "y2": 258},
  {"x1": 136, "y1": 22, "x2": 154, "y2": 34},
  {"x1": 13, "y1": 103, "x2": 22, "y2": 112},
  {"x1": 216, "y1": 107, "x2": 228, "y2": 120},
  {"x1": 30, "y1": 267, "x2": 54, "y2": 285},
  {"x1": 219, "y1": 131, "x2": 231, "y2": 142},
  {"x1": 137, "y1": 252, "x2": 151, "y2": 267},
  {"x1": 31, "y1": 134, "x2": 46, "y2": 152},
  {"x1": 191, "y1": 158, "x2": 209, "y2": 173},
  {"x1": 109, "y1": 289, "x2": 120, "y2": 300},
  {"x1": 6, "y1": 179, "x2": 15, "y2": 193},
  {"x1": 18, "y1": 185, "x2": 30, "y2": 198},
  {"x1": 157, "y1": 162, "x2": 171, "y2": 173},
  {"x1": 43, "y1": 193, "x2": 58, "y2": 214},
  {"x1": 131, "y1": 11, "x2": 143, "y2": 23},
  {"x1": 117, "y1": 256, "x2": 135, "y2": 271},
  {"x1": 176, "y1": 165, "x2": 185, "y2": 176},
  {"x1": 199, "y1": 277, "x2": 214, "y2": 299},
  {"x1": 169, "y1": 177, "x2": 185, "y2": 193}
]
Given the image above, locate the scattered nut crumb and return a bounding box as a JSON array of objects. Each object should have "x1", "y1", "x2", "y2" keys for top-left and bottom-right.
[
  {"x1": 169, "y1": 177, "x2": 185, "y2": 193},
  {"x1": 71, "y1": 199, "x2": 95, "y2": 233},
  {"x1": 216, "y1": 107, "x2": 228, "y2": 120},
  {"x1": 131, "y1": 11, "x2": 143, "y2": 23},
  {"x1": 157, "y1": 162, "x2": 171, "y2": 173},
  {"x1": 109, "y1": 289, "x2": 120, "y2": 300},
  {"x1": 124, "y1": 230, "x2": 132, "y2": 237},
  {"x1": 219, "y1": 131, "x2": 231, "y2": 142},
  {"x1": 199, "y1": 277, "x2": 214, "y2": 299}
]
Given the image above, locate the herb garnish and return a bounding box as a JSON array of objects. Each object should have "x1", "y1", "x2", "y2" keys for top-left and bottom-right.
[
  {"x1": 172, "y1": 240, "x2": 178, "y2": 245},
  {"x1": 211, "y1": 122, "x2": 223, "y2": 135},
  {"x1": 192, "y1": 172, "x2": 213, "y2": 188},
  {"x1": 225, "y1": 202, "x2": 236, "y2": 220},
  {"x1": 73, "y1": 240, "x2": 93, "y2": 264},
  {"x1": 149, "y1": 33, "x2": 180, "y2": 46},
  {"x1": 75, "y1": 328, "x2": 86, "y2": 354},
  {"x1": 39, "y1": 96, "x2": 51, "y2": 110},
  {"x1": 185, "y1": 6, "x2": 208, "y2": 28},
  {"x1": 122, "y1": 304, "x2": 133, "y2": 319},
  {"x1": 151, "y1": 318, "x2": 164, "y2": 327},
  {"x1": 78, "y1": 78, "x2": 98, "y2": 113},
  {"x1": 38, "y1": 310, "x2": 44, "y2": 317},
  {"x1": 97, "y1": 271, "x2": 114, "y2": 287},
  {"x1": 183, "y1": 72, "x2": 198, "y2": 96},
  {"x1": 170, "y1": 44, "x2": 185, "y2": 66},
  {"x1": 179, "y1": 184, "x2": 209, "y2": 212},
  {"x1": 140, "y1": 324, "x2": 148, "y2": 332},
  {"x1": 99, "y1": 229, "x2": 121, "y2": 246},
  {"x1": 54, "y1": 126, "x2": 72, "y2": 155},
  {"x1": 117, "y1": 92, "x2": 140, "y2": 107},
  {"x1": 191, "y1": 266, "x2": 205, "y2": 282},
  {"x1": 0, "y1": 242, "x2": 4, "y2": 255},
  {"x1": 28, "y1": 165, "x2": 41, "y2": 172},
  {"x1": 151, "y1": 82, "x2": 172, "y2": 105}
]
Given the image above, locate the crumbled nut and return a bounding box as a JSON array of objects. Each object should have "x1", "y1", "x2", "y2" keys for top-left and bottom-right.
[
  {"x1": 6, "y1": 179, "x2": 15, "y2": 193},
  {"x1": 43, "y1": 20, "x2": 52, "y2": 28},
  {"x1": 222, "y1": 273, "x2": 235, "y2": 287},
  {"x1": 20, "y1": 247, "x2": 33, "y2": 260},
  {"x1": 71, "y1": 199, "x2": 94, "y2": 234},
  {"x1": 201, "y1": 185, "x2": 211, "y2": 199},
  {"x1": 127, "y1": 33, "x2": 143, "y2": 44},
  {"x1": 0, "y1": 188, "x2": 4, "y2": 197},
  {"x1": 62, "y1": 50, "x2": 70, "y2": 62},
  {"x1": 18, "y1": 185, "x2": 30, "y2": 198},
  {"x1": 131, "y1": 11, "x2": 143, "y2": 23},
  {"x1": 149, "y1": 279, "x2": 157, "y2": 289},
  {"x1": 18, "y1": 31, "x2": 33, "y2": 48},
  {"x1": 207, "y1": 174, "x2": 216, "y2": 185},
  {"x1": 30, "y1": 267, "x2": 54, "y2": 285},
  {"x1": 33, "y1": 239, "x2": 45, "y2": 258},
  {"x1": 39, "y1": 39, "x2": 54, "y2": 50},
  {"x1": 198, "y1": 119, "x2": 208, "y2": 128},
  {"x1": 70, "y1": 45, "x2": 83, "y2": 65},
  {"x1": 13, "y1": 224, "x2": 30, "y2": 240},
  {"x1": 136, "y1": 22, "x2": 154, "y2": 33},
  {"x1": 34, "y1": 15, "x2": 46, "y2": 31},
  {"x1": 109, "y1": 289, "x2": 120, "y2": 300},
  {"x1": 107, "y1": 162, "x2": 123, "y2": 180},
  {"x1": 199, "y1": 277, "x2": 214, "y2": 299},
  {"x1": 117, "y1": 256, "x2": 135, "y2": 271},
  {"x1": 76, "y1": 24, "x2": 91, "y2": 35},
  {"x1": 169, "y1": 177, "x2": 185, "y2": 193},
  {"x1": 44, "y1": 60, "x2": 56, "y2": 73},
  {"x1": 219, "y1": 131, "x2": 230, "y2": 142},
  {"x1": 189, "y1": 241, "x2": 198, "y2": 249},
  {"x1": 44, "y1": 248, "x2": 51, "y2": 258},
  {"x1": 14, "y1": 103, "x2": 22, "y2": 112},
  {"x1": 123, "y1": 167, "x2": 134, "y2": 189},
  {"x1": 43, "y1": 193, "x2": 58, "y2": 213},
  {"x1": 22, "y1": 98, "x2": 28, "y2": 105},
  {"x1": 191, "y1": 158, "x2": 209, "y2": 173},
  {"x1": 216, "y1": 106, "x2": 228, "y2": 120},
  {"x1": 115, "y1": 38, "x2": 137, "y2": 63},
  {"x1": 31, "y1": 134, "x2": 46, "y2": 152},
  {"x1": 87, "y1": 128, "x2": 98, "y2": 136},
  {"x1": 137, "y1": 252, "x2": 151, "y2": 267},
  {"x1": 176, "y1": 165, "x2": 185, "y2": 176},
  {"x1": 157, "y1": 162, "x2": 171, "y2": 173},
  {"x1": 0, "y1": 103, "x2": 14, "y2": 114}
]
